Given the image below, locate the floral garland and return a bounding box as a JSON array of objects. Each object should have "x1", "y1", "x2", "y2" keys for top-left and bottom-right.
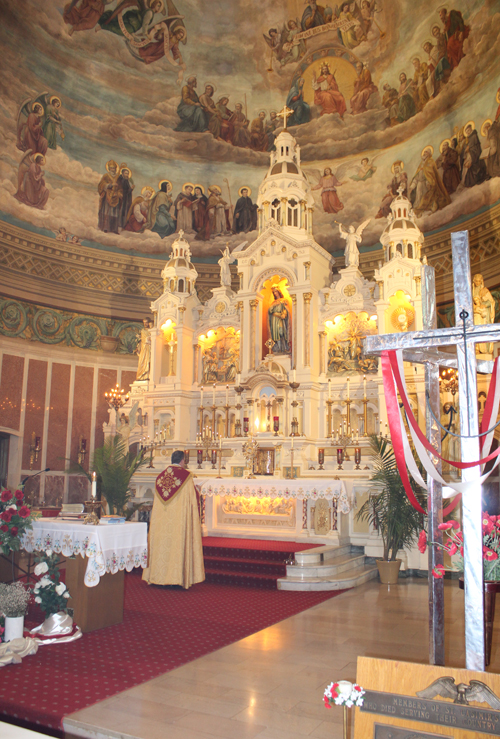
[
  {"x1": 0, "y1": 487, "x2": 37, "y2": 554},
  {"x1": 324, "y1": 681, "x2": 365, "y2": 708}
]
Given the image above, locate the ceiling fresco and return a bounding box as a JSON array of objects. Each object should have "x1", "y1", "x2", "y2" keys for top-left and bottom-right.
[{"x1": 0, "y1": 0, "x2": 499, "y2": 263}]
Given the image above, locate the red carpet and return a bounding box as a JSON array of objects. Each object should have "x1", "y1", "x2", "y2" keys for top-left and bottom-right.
[
  {"x1": 203, "y1": 536, "x2": 321, "y2": 589},
  {"x1": 0, "y1": 570, "x2": 344, "y2": 735}
]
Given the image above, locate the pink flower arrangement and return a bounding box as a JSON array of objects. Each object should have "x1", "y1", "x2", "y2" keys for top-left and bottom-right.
[
  {"x1": 0, "y1": 487, "x2": 36, "y2": 555},
  {"x1": 421, "y1": 512, "x2": 500, "y2": 581}
]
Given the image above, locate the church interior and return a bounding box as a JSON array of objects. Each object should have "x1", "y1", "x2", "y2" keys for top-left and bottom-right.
[{"x1": 1, "y1": 0, "x2": 500, "y2": 737}]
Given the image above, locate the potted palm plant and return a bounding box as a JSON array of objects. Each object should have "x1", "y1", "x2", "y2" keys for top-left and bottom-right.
[
  {"x1": 68, "y1": 435, "x2": 147, "y2": 517},
  {"x1": 356, "y1": 435, "x2": 425, "y2": 584}
]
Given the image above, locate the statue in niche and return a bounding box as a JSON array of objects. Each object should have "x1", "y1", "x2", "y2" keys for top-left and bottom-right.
[
  {"x1": 441, "y1": 402, "x2": 459, "y2": 479},
  {"x1": 338, "y1": 218, "x2": 371, "y2": 268},
  {"x1": 268, "y1": 287, "x2": 291, "y2": 354},
  {"x1": 218, "y1": 244, "x2": 235, "y2": 288},
  {"x1": 327, "y1": 318, "x2": 378, "y2": 374},
  {"x1": 136, "y1": 317, "x2": 151, "y2": 380},
  {"x1": 202, "y1": 347, "x2": 218, "y2": 383},
  {"x1": 472, "y1": 273, "x2": 496, "y2": 356},
  {"x1": 222, "y1": 342, "x2": 240, "y2": 382},
  {"x1": 117, "y1": 413, "x2": 130, "y2": 442}
]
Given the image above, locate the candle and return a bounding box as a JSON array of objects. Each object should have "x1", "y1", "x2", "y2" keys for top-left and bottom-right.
[
  {"x1": 291, "y1": 435, "x2": 294, "y2": 449},
  {"x1": 346, "y1": 377, "x2": 350, "y2": 399},
  {"x1": 219, "y1": 435, "x2": 222, "y2": 449},
  {"x1": 226, "y1": 384, "x2": 229, "y2": 404},
  {"x1": 213, "y1": 383, "x2": 216, "y2": 405},
  {"x1": 328, "y1": 379, "x2": 331, "y2": 399},
  {"x1": 200, "y1": 386, "x2": 204, "y2": 406},
  {"x1": 91, "y1": 471, "x2": 97, "y2": 500},
  {"x1": 237, "y1": 373, "x2": 241, "y2": 387},
  {"x1": 363, "y1": 375, "x2": 366, "y2": 398}
]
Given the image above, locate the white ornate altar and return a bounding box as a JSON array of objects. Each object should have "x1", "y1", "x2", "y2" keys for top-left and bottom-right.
[{"x1": 111, "y1": 125, "x2": 434, "y2": 558}]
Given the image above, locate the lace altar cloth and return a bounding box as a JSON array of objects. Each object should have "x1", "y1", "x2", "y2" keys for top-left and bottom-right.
[
  {"x1": 21, "y1": 520, "x2": 148, "y2": 587},
  {"x1": 197, "y1": 478, "x2": 353, "y2": 514}
]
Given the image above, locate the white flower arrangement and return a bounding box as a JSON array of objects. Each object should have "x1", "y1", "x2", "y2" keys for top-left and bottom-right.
[
  {"x1": 324, "y1": 680, "x2": 365, "y2": 709},
  {"x1": 32, "y1": 550, "x2": 72, "y2": 617}
]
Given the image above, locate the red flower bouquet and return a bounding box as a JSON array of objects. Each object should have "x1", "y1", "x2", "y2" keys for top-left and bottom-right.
[{"x1": 0, "y1": 487, "x2": 37, "y2": 555}]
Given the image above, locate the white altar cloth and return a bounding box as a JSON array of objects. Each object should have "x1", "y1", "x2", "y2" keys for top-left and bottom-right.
[
  {"x1": 21, "y1": 520, "x2": 148, "y2": 587},
  {"x1": 197, "y1": 478, "x2": 353, "y2": 513}
]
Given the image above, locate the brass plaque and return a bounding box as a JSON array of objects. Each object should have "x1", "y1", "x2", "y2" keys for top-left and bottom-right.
[
  {"x1": 374, "y1": 724, "x2": 451, "y2": 739},
  {"x1": 362, "y1": 690, "x2": 500, "y2": 735}
]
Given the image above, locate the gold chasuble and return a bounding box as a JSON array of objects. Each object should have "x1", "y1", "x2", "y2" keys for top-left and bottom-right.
[{"x1": 142, "y1": 465, "x2": 205, "y2": 588}]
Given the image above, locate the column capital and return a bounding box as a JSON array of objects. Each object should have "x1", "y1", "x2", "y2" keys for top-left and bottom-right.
[
  {"x1": 250, "y1": 299, "x2": 259, "y2": 308},
  {"x1": 303, "y1": 292, "x2": 313, "y2": 303}
]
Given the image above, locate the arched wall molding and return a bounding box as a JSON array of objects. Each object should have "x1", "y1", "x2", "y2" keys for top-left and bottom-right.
[{"x1": 251, "y1": 266, "x2": 296, "y2": 294}]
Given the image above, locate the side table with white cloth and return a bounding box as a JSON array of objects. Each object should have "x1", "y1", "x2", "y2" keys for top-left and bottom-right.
[{"x1": 21, "y1": 520, "x2": 148, "y2": 633}]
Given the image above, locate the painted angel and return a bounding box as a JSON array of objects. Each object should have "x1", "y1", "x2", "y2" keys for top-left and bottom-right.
[
  {"x1": 349, "y1": 154, "x2": 381, "y2": 181},
  {"x1": 16, "y1": 94, "x2": 48, "y2": 155},
  {"x1": 338, "y1": 218, "x2": 371, "y2": 268},
  {"x1": 306, "y1": 161, "x2": 355, "y2": 214}
]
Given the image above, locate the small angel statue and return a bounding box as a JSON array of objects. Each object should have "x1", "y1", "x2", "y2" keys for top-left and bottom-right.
[
  {"x1": 218, "y1": 243, "x2": 235, "y2": 287},
  {"x1": 338, "y1": 218, "x2": 371, "y2": 268}
]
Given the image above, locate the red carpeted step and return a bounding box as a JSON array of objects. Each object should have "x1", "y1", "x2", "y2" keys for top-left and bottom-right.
[
  {"x1": 204, "y1": 554, "x2": 286, "y2": 576},
  {"x1": 204, "y1": 567, "x2": 279, "y2": 589}
]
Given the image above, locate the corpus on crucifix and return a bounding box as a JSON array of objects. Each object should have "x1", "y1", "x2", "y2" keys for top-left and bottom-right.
[{"x1": 365, "y1": 231, "x2": 500, "y2": 672}]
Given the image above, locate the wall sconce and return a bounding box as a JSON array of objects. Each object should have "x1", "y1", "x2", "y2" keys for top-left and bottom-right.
[
  {"x1": 29, "y1": 432, "x2": 41, "y2": 470},
  {"x1": 78, "y1": 437, "x2": 87, "y2": 466}
]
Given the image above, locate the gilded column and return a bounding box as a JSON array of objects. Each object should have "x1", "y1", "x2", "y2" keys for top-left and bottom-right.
[
  {"x1": 193, "y1": 343, "x2": 200, "y2": 383},
  {"x1": 291, "y1": 293, "x2": 297, "y2": 370},
  {"x1": 303, "y1": 292, "x2": 312, "y2": 368},
  {"x1": 250, "y1": 299, "x2": 258, "y2": 370},
  {"x1": 319, "y1": 331, "x2": 327, "y2": 375}
]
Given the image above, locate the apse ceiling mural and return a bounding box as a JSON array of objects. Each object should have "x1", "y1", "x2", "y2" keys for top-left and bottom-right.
[{"x1": 0, "y1": 0, "x2": 499, "y2": 262}]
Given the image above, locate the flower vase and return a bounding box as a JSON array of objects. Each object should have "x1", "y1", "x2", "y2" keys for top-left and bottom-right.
[{"x1": 4, "y1": 615, "x2": 24, "y2": 641}]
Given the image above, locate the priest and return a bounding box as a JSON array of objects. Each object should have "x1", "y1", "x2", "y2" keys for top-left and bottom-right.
[{"x1": 143, "y1": 450, "x2": 205, "y2": 589}]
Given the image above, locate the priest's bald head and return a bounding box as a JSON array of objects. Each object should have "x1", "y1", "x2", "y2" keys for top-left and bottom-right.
[{"x1": 171, "y1": 450, "x2": 186, "y2": 467}]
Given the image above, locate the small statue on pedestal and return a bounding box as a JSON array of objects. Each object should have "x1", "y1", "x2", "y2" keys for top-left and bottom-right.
[{"x1": 338, "y1": 218, "x2": 371, "y2": 268}]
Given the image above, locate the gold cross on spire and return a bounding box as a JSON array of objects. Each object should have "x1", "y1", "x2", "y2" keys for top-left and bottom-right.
[{"x1": 278, "y1": 104, "x2": 294, "y2": 130}]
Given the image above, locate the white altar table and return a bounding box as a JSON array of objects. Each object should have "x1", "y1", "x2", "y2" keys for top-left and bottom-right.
[
  {"x1": 21, "y1": 520, "x2": 148, "y2": 587},
  {"x1": 198, "y1": 477, "x2": 353, "y2": 513}
]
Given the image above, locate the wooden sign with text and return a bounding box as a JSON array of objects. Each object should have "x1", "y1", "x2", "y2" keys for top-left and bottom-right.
[{"x1": 355, "y1": 657, "x2": 500, "y2": 739}]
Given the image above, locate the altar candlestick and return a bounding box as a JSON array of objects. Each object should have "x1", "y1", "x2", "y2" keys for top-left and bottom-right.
[
  {"x1": 291, "y1": 435, "x2": 294, "y2": 449},
  {"x1": 328, "y1": 378, "x2": 331, "y2": 399},
  {"x1": 293, "y1": 369, "x2": 296, "y2": 383},
  {"x1": 226, "y1": 384, "x2": 229, "y2": 404},
  {"x1": 91, "y1": 471, "x2": 97, "y2": 500},
  {"x1": 346, "y1": 377, "x2": 350, "y2": 399},
  {"x1": 213, "y1": 383, "x2": 216, "y2": 405},
  {"x1": 200, "y1": 386, "x2": 204, "y2": 406},
  {"x1": 363, "y1": 375, "x2": 366, "y2": 399}
]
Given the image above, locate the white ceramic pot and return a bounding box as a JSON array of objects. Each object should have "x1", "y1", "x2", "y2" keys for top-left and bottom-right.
[{"x1": 4, "y1": 615, "x2": 25, "y2": 642}]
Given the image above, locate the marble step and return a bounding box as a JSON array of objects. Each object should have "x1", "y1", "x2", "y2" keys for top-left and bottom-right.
[
  {"x1": 277, "y1": 563, "x2": 379, "y2": 591},
  {"x1": 293, "y1": 544, "x2": 353, "y2": 566},
  {"x1": 285, "y1": 553, "x2": 366, "y2": 579}
]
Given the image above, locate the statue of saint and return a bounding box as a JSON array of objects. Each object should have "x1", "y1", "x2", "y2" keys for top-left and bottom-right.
[
  {"x1": 268, "y1": 287, "x2": 291, "y2": 353},
  {"x1": 441, "y1": 402, "x2": 459, "y2": 479},
  {"x1": 136, "y1": 317, "x2": 151, "y2": 380},
  {"x1": 472, "y1": 273, "x2": 496, "y2": 356},
  {"x1": 338, "y1": 218, "x2": 371, "y2": 268},
  {"x1": 218, "y1": 244, "x2": 235, "y2": 288},
  {"x1": 117, "y1": 413, "x2": 130, "y2": 442}
]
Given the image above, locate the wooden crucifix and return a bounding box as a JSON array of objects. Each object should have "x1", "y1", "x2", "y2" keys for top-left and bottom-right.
[{"x1": 364, "y1": 231, "x2": 499, "y2": 672}]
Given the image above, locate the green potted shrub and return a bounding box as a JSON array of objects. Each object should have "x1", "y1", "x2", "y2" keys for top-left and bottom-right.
[
  {"x1": 356, "y1": 435, "x2": 425, "y2": 584},
  {"x1": 68, "y1": 435, "x2": 147, "y2": 517}
]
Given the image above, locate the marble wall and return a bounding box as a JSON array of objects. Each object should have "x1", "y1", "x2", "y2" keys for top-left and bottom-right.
[{"x1": 0, "y1": 339, "x2": 137, "y2": 504}]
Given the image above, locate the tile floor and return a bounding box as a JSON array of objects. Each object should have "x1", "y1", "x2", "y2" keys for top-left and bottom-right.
[{"x1": 64, "y1": 578, "x2": 500, "y2": 739}]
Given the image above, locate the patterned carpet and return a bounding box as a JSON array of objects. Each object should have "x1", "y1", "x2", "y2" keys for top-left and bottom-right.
[{"x1": 0, "y1": 568, "x2": 344, "y2": 736}]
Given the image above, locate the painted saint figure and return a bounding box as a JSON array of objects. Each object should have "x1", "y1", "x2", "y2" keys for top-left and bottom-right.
[
  {"x1": 350, "y1": 63, "x2": 377, "y2": 115},
  {"x1": 150, "y1": 180, "x2": 176, "y2": 238},
  {"x1": 175, "y1": 76, "x2": 208, "y2": 133},
  {"x1": 410, "y1": 146, "x2": 450, "y2": 217},
  {"x1": 117, "y1": 165, "x2": 135, "y2": 229},
  {"x1": 98, "y1": 160, "x2": 123, "y2": 233},
  {"x1": 232, "y1": 187, "x2": 257, "y2": 233},
  {"x1": 312, "y1": 64, "x2": 346, "y2": 118},
  {"x1": 268, "y1": 287, "x2": 291, "y2": 354},
  {"x1": 125, "y1": 186, "x2": 154, "y2": 233},
  {"x1": 17, "y1": 101, "x2": 48, "y2": 156},
  {"x1": 174, "y1": 184, "x2": 196, "y2": 233}
]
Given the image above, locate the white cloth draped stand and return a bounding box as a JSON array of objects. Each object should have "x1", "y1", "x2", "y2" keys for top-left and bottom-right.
[{"x1": 21, "y1": 520, "x2": 148, "y2": 587}]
